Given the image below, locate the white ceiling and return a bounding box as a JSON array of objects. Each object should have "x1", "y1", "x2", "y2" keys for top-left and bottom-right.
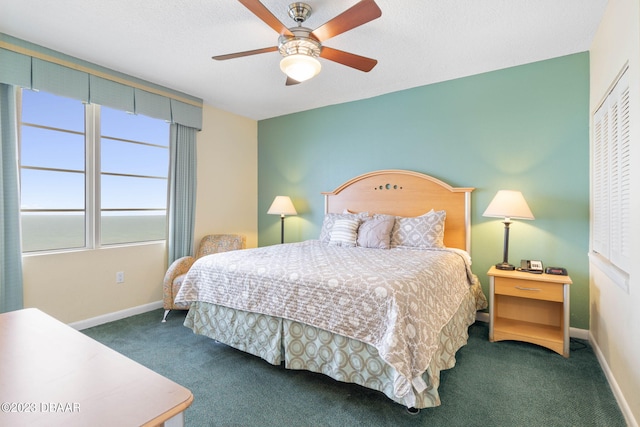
[{"x1": 1, "y1": 0, "x2": 607, "y2": 121}]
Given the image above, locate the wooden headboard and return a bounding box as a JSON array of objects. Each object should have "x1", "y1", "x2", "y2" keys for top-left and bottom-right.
[{"x1": 322, "y1": 170, "x2": 474, "y2": 251}]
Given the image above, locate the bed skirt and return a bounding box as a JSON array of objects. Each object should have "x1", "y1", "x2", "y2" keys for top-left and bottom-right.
[{"x1": 183, "y1": 276, "x2": 486, "y2": 409}]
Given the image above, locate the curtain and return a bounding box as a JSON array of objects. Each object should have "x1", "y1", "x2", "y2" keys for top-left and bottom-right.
[
  {"x1": 167, "y1": 124, "x2": 198, "y2": 264},
  {"x1": 0, "y1": 83, "x2": 24, "y2": 313}
]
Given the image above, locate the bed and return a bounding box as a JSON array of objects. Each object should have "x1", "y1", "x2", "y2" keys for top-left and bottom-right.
[{"x1": 175, "y1": 169, "x2": 487, "y2": 410}]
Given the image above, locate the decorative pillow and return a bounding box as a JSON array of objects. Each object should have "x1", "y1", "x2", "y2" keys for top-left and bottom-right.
[
  {"x1": 319, "y1": 212, "x2": 368, "y2": 244},
  {"x1": 357, "y1": 215, "x2": 395, "y2": 249},
  {"x1": 328, "y1": 218, "x2": 361, "y2": 247},
  {"x1": 390, "y1": 209, "x2": 446, "y2": 249}
]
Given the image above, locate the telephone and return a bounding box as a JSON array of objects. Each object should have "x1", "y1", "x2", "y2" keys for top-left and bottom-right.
[{"x1": 519, "y1": 259, "x2": 543, "y2": 274}]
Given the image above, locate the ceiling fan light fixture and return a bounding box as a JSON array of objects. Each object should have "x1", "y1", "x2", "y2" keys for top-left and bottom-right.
[
  {"x1": 213, "y1": 1, "x2": 381, "y2": 84},
  {"x1": 280, "y1": 54, "x2": 321, "y2": 82}
]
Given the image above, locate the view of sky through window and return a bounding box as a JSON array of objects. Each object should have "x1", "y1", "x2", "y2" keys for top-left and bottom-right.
[{"x1": 20, "y1": 90, "x2": 170, "y2": 251}]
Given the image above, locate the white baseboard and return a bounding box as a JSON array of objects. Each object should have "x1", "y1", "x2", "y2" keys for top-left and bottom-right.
[
  {"x1": 589, "y1": 331, "x2": 638, "y2": 427},
  {"x1": 569, "y1": 326, "x2": 590, "y2": 340},
  {"x1": 69, "y1": 300, "x2": 163, "y2": 331}
]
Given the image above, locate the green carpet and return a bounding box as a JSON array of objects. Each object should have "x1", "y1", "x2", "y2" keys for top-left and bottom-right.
[{"x1": 82, "y1": 309, "x2": 626, "y2": 427}]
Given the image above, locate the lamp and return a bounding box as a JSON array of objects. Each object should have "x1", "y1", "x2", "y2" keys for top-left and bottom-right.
[
  {"x1": 483, "y1": 190, "x2": 534, "y2": 270},
  {"x1": 267, "y1": 196, "x2": 298, "y2": 244},
  {"x1": 279, "y1": 54, "x2": 321, "y2": 83},
  {"x1": 278, "y1": 27, "x2": 322, "y2": 83}
]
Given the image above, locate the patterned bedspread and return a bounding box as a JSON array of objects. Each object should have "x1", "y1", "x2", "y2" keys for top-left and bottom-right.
[{"x1": 175, "y1": 240, "x2": 474, "y2": 404}]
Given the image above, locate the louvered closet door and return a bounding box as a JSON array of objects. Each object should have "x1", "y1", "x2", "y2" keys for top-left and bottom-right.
[{"x1": 592, "y1": 66, "x2": 631, "y2": 274}]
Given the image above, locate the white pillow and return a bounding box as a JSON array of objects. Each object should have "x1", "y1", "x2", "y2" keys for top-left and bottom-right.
[{"x1": 328, "y1": 218, "x2": 361, "y2": 247}]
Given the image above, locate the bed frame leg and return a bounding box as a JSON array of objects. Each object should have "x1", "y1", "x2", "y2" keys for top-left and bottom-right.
[
  {"x1": 406, "y1": 407, "x2": 420, "y2": 415},
  {"x1": 161, "y1": 309, "x2": 170, "y2": 323}
]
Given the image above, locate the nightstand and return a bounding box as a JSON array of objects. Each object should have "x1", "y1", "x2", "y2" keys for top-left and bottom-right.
[{"x1": 487, "y1": 266, "x2": 572, "y2": 357}]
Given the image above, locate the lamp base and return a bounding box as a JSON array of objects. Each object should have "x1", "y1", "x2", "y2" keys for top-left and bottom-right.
[{"x1": 495, "y1": 262, "x2": 516, "y2": 271}]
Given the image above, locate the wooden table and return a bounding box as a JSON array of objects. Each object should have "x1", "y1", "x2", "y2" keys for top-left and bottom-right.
[
  {"x1": 488, "y1": 266, "x2": 572, "y2": 357},
  {"x1": 0, "y1": 308, "x2": 193, "y2": 426}
]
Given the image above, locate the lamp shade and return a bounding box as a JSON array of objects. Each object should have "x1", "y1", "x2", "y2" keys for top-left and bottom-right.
[
  {"x1": 267, "y1": 196, "x2": 297, "y2": 216},
  {"x1": 280, "y1": 54, "x2": 321, "y2": 82},
  {"x1": 483, "y1": 190, "x2": 534, "y2": 220}
]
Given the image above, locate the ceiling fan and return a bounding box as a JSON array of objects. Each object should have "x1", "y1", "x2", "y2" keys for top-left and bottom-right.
[{"x1": 213, "y1": 0, "x2": 382, "y2": 85}]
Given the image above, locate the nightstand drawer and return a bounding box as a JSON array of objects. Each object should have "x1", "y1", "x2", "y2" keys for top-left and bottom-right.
[{"x1": 494, "y1": 277, "x2": 563, "y2": 302}]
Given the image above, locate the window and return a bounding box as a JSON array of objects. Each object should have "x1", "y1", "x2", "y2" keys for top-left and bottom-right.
[
  {"x1": 591, "y1": 66, "x2": 631, "y2": 286},
  {"x1": 19, "y1": 90, "x2": 170, "y2": 252},
  {"x1": 99, "y1": 106, "x2": 170, "y2": 245}
]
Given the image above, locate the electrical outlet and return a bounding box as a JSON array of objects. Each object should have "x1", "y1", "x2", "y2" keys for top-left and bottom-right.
[{"x1": 116, "y1": 271, "x2": 125, "y2": 284}]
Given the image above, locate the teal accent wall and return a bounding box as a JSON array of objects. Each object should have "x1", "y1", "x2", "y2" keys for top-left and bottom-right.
[{"x1": 258, "y1": 53, "x2": 590, "y2": 329}]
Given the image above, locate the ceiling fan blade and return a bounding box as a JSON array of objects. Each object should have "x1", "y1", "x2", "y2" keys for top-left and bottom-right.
[
  {"x1": 212, "y1": 46, "x2": 278, "y2": 60},
  {"x1": 285, "y1": 76, "x2": 301, "y2": 86},
  {"x1": 238, "y1": 0, "x2": 294, "y2": 36},
  {"x1": 311, "y1": 0, "x2": 382, "y2": 42},
  {"x1": 320, "y1": 47, "x2": 377, "y2": 72}
]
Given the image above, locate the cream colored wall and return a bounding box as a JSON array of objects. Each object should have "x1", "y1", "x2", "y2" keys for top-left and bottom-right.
[
  {"x1": 192, "y1": 105, "x2": 258, "y2": 249},
  {"x1": 22, "y1": 243, "x2": 167, "y2": 324},
  {"x1": 22, "y1": 104, "x2": 258, "y2": 325},
  {"x1": 589, "y1": 0, "x2": 640, "y2": 425}
]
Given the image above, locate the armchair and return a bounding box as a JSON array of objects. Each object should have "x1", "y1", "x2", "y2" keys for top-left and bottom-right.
[{"x1": 162, "y1": 234, "x2": 246, "y2": 322}]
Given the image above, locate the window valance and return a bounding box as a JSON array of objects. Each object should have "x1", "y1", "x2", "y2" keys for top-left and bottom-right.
[{"x1": 0, "y1": 36, "x2": 202, "y2": 130}]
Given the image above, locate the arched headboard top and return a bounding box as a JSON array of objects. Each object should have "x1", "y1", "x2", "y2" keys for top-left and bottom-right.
[{"x1": 322, "y1": 170, "x2": 474, "y2": 251}]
